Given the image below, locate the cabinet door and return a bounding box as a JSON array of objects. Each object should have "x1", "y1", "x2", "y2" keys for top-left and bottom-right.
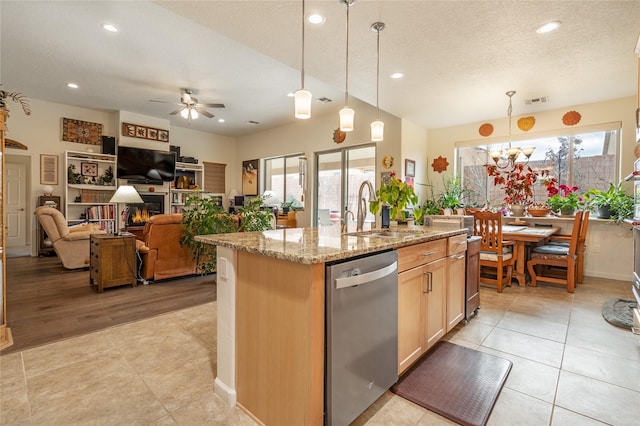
[
  {"x1": 446, "y1": 254, "x2": 466, "y2": 332},
  {"x1": 398, "y1": 266, "x2": 426, "y2": 374},
  {"x1": 424, "y1": 257, "x2": 447, "y2": 350}
]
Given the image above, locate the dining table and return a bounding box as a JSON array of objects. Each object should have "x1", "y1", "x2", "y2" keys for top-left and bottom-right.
[{"x1": 501, "y1": 224, "x2": 561, "y2": 287}]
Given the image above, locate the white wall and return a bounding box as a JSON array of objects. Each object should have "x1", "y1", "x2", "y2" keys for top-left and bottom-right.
[
  {"x1": 5, "y1": 99, "x2": 237, "y2": 255},
  {"x1": 236, "y1": 97, "x2": 402, "y2": 227}
]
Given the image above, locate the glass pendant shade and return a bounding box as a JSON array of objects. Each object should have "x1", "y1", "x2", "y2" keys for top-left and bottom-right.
[
  {"x1": 294, "y1": 89, "x2": 312, "y2": 119},
  {"x1": 190, "y1": 109, "x2": 198, "y2": 120},
  {"x1": 180, "y1": 108, "x2": 189, "y2": 119},
  {"x1": 370, "y1": 120, "x2": 384, "y2": 141},
  {"x1": 339, "y1": 107, "x2": 355, "y2": 132}
]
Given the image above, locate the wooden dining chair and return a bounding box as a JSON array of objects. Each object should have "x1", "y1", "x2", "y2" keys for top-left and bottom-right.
[
  {"x1": 473, "y1": 211, "x2": 516, "y2": 293},
  {"x1": 547, "y1": 210, "x2": 590, "y2": 283},
  {"x1": 527, "y1": 211, "x2": 584, "y2": 293}
]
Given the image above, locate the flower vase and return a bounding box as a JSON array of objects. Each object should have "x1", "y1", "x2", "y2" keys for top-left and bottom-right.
[
  {"x1": 560, "y1": 207, "x2": 575, "y2": 216},
  {"x1": 510, "y1": 205, "x2": 526, "y2": 217}
]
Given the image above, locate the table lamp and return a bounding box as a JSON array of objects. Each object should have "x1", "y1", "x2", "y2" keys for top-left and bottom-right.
[{"x1": 109, "y1": 185, "x2": 143, "y2": 234}]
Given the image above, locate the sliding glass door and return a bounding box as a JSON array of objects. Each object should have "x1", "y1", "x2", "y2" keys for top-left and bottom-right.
[{"x1": 315, "y1": 145, "x2": 376, "y2": 231}]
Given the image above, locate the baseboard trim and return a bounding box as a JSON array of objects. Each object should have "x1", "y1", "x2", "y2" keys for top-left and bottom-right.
[
  {"x1": 0, "y1": 324, "x2": 14, "y2": 350},
  {"x1": 214, "y1": 377, "x2": 237, "y2": 406}
]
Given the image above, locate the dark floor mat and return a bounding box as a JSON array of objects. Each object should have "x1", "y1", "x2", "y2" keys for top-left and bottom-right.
[{"x1": 391, "y1": 341, "x2": 512, "y2": 426}]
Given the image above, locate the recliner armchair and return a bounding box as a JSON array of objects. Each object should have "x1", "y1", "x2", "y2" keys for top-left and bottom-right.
[
  {"x1": 136, "y1": 214, "x2": 197, "y2": 282},
  {"x1": 34, "y1": 206, "x2": 106, "y2": 269}
]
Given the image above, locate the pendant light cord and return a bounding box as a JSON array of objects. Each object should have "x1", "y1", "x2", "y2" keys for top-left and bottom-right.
[
  {"x1": 344, "y1": 2, "x2": 350, "y2": 106},
  {"x1": 375, "y1": 24, "x2": 380, "y2": 120},
  {"x1": 300, "y1": 0, "x2": 305, "y2": 90}
]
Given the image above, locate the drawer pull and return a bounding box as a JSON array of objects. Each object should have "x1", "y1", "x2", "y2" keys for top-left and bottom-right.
[
  {"x1": 420, "y1": 251, "x2": 435, "y2": 257},
  {"x1": 452, "y1": 254, "x2": 465, "y2": 260},
  {"x1": 422, "y1": 271, "x2": 433, "y2": 292},
  {"x1": 457, "y1": 241, "x2": 467, "y2": 245}
]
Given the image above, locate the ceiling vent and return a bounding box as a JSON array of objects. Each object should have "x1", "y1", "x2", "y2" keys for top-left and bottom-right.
[
  {"x1": 317, "y1": 97, "x2": 332, "y2": 103},
  {"x1": 524, "y1": 96, "x2": 549, "y2": 105}
]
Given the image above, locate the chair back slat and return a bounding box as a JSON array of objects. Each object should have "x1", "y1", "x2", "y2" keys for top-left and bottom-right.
[
  {"x1": 473, "y1": 211, "x2": 503, "y2": 254},
  {"x1": 567, "y1": 211, "x2": 584, "y2": 256}
]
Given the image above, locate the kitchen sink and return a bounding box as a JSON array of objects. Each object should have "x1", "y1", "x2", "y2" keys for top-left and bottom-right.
[{"x1": 346, "y1": 229, "x2": 426, "y2": 239}]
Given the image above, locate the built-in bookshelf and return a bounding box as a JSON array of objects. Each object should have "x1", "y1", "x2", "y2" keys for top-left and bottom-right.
[{"x1": 65, "y1": 150, "x2": 117, "y2": 233}]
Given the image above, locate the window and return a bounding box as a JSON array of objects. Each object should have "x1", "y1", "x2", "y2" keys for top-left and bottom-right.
[
  {"x1": 457, "y1": 125, "x2": 619, "y2": 207},
  {"x1": 262, "y1": 154, "x2": 305, "y2": 210},
  {"x1": 315, "y1": 145, "x2": 376, "y2": 229}
]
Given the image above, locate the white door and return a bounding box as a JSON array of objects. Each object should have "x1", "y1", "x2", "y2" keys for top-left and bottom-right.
[{"x1": 6, "y1": 162, "x2": 27, "y2": 247}]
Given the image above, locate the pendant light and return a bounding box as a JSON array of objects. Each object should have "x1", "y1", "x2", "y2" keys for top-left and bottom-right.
[
  {"x1": 339, "y1": 0, "x2": 355, "y2": 132},
  {"x1": 294, "y1": 0, "x2": 312, "y2": 119},
  {"x1": 370, "y1": 22, "x2": 385, "y2": 142},
  {"x1": 489, "y1": 91, "x2": 535, "y2": 170}
]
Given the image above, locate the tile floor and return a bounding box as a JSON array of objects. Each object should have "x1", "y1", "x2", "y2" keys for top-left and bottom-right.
[{"x1": 1, "y1": 277, "x2": 638, "y2": 425}]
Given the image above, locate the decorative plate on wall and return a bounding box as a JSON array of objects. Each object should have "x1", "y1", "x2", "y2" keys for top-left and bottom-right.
[
  {"x1": 333, "y1": 128, "x2": 346, "y2": 144},
  {"x1": 431, "y1": 156, "x2": 449, "y2": 173},
  {"x1": 517, "y1": 116, "x2": 535, "y2": 131},
  {"x1": 382, "y1": 155, "x2": 394, "y2": 169},
  {"x1": 562, "y1": 110, "x2": 581, "y2": 126},
  {"x1": 479, "y1": 123, "x2": 494, "y2": 137}
]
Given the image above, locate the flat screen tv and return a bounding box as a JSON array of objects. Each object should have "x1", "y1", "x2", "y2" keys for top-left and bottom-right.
[{"x1": 117, "y1": 146, "x2": 176, "y2": 184}]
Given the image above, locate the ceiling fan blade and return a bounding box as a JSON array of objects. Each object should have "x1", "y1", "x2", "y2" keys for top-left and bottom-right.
[
  {"x1": 198, "y1": 109, "x2": 215, "y2": 118},
  {"x1": 169, "y1": 107, "x2": 185, "y2": 115},
  {"x1": 199, "y1": 103, "x2": 225, "y2": 108}
]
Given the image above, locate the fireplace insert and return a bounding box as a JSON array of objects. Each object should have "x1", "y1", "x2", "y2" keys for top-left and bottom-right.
[{"x1": 127, "y1": 194, "x2": 164, "y2": 226}]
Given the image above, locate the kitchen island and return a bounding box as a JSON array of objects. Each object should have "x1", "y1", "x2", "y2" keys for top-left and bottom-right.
[{"x1": 197, "y1": 224, "x2": 468, "y2": 425}]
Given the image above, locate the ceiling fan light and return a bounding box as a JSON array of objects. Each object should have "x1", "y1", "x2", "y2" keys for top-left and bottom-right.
[
  {"x1": 294, "y1": 89, "x2": 312, "y2": 119},
  {"x1": 370, "y1": 120, "x2": 384, "y2": 142},
  {"x1": 180, "y1": 108, "x2": 189, "y2": 119},
  {"x1": 190, "y1": 109, "x2": 199, "y2": 120},
  {"x1": 339, "y1": 106, "x2": 355, "y2": 132}
]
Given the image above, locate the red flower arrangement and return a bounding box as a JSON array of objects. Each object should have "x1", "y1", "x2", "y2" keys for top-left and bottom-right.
[{"x1": 486, "y1": 163, "x2": 545, "y2": 205}]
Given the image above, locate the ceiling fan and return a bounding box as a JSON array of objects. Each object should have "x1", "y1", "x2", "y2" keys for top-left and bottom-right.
[{"x1": 150, "y1": 89, "x2": 225, "y2": 121}]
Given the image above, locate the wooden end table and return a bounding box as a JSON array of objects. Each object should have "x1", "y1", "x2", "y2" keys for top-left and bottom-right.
[{"x1": 90, "y1": 234, "x2": 137, "y2": 293}]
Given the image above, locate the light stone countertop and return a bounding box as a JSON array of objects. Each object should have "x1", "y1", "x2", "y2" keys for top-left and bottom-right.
[{"x1": 196, "y1": 224, "x2": 468, "y2": 264}]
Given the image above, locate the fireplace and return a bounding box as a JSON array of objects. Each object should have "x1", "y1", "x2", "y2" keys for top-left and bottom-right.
[{"x1": 127, "y1": 194, "x2": 164, "y2": 227}]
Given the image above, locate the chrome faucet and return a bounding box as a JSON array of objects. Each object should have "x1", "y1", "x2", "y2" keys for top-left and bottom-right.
[
  {"x1": 341, "y1": 210, "x2": 355, "y2": 233},
  {"x1": 356, "y1": 180, "x2": 377, "y2": 232}
]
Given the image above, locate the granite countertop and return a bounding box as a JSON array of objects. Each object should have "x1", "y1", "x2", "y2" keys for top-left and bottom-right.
[{"x1": 196, "y1": 224, "x2": 468, "y2": 264}]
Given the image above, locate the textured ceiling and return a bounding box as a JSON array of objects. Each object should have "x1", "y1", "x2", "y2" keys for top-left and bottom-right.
[{"x1": 1, "y1": 1, "x2": 638, "y2": 137}]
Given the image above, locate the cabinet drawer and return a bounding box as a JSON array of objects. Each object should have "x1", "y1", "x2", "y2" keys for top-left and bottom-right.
[
  {"x1": 397, "y1": 239, "x2": 447, "y2": 272},
  {"x1": 448, "y1": 234, "x2": 467, "y2": 256}
]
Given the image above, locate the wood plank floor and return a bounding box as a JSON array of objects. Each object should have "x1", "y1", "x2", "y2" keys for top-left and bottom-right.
[{"x1": 1, "y1": 255, "x2": 216, "y2": 355}]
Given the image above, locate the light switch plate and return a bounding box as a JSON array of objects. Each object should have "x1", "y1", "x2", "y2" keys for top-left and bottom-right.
[{"x1": 219, "y1": 257, "x2": 228, "y2": 279}]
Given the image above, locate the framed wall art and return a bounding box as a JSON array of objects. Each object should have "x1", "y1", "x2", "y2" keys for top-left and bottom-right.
[
  {"x1": 62, "y1": 118, "x2": 103, "y2": 145},
  {"x1": 81, "y1": 162, "x2": 98, "y2": 177},
  {"x1": 40, "y1": 154, "x2": 58, "y2": 185},
  {"x1": 122, "y1": 122, "x2": 170, "y2": 143},
  {"x1": 405, "y1": 159, "x2": 416, "y2": 177},
  {"x1": 242, "y1": 159, "x2": 259, "y2": 196}
]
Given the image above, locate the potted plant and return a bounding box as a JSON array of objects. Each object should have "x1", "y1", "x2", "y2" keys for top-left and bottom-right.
[
  {"x1": 237, "y1": 196, "x2": 276, "y2": 231},
  {"x1": 546, "y1": 183, "x2": 581, "y2": 216},
  {"x1": 369, "y1": 172, "x2": 423, "y2": 222},
  {"x1": 583, "y1": 183, "x2": 634, "y2": 223},
  {"x1": 486, "y1": 163, "x2": 541, "y2": 217},
  {"x1": 281, "y1": 200, "x2": 295, "y2": 214},
  {"x1": 437, "y1": 176, "x2": 465, "y2": 212},
  {"x1": 180, "y1": 192, "x2": 238, "y2": 275}
]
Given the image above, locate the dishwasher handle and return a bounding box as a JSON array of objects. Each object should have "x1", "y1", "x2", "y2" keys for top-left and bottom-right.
[{"x1": 335, "y1": 261, "x2": 398, "y2": 289}]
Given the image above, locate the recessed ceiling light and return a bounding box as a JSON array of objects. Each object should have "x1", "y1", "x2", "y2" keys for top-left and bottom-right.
[
  {"x1": 218, "y1": 118, "x2": 225, "y2": 123},
  {"x1": 307, "y1": 13, "x2": 325, "y2": 25},
  {"x1": 102, "y1": 23, "x2": 118, "y2": 33},
  {"x1": 67, "y1": 83, "x2": 79, "y2": 89},
  {"x1": 390, "y1": 72, "x2": 404, "y2": 79},
  {"x1": 536, "y1": 21, "x2": 561, "y2": 34}
]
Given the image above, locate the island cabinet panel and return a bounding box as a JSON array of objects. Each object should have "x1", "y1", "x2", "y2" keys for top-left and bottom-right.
[
  {"x1": 397, "y1": 245, "x2": 448, "y2": 375},
  {"x1": 446, "y1": 252, "x2": 466, "y2": 332},
  {"x1": 235, "y1": 251, "x2": 325, "y2": 426}
]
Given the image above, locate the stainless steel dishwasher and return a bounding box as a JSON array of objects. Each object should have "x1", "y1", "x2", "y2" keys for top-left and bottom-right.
[{"x1": 325, "y1": 250, "x2": 398, "y2": 426}]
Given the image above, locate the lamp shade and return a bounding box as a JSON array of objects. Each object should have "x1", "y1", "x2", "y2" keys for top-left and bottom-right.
[
  {"x1": 181, "y1": 108, "x2": 189, "y2": 119},
  {"x1": 109, "y1": 185, "x2": 143, "y2": 204},
  {"x1": 294, "y1": 89, "x2": 312, "y2": 119},
  {"x1": 339, "y1": 107, "x2": 355, "y2": 132},
  {"x1": 370, "y1": 120, "x2": 384, "y2": 142}
]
